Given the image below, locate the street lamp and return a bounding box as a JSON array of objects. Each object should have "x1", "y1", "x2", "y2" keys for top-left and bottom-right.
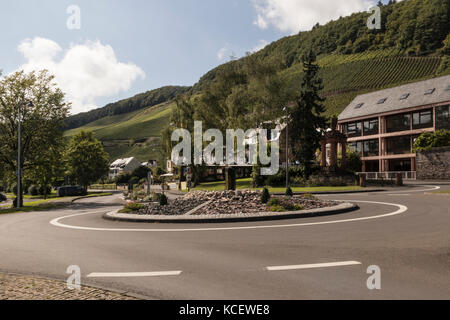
[
  {"x1": 17, "y1": 100, "x2": 33, "y2": 208},
  {"x1": 283, "y1": 105, "x2": 290, "y2": 190}
]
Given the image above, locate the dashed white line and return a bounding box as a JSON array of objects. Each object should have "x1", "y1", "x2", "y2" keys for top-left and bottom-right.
[
  {"x1": 266, "y1": 261, "x2": 362, "y2": 271},
  {"x1": 87, "y1": 271, "x2": 182, "y2": 278}
]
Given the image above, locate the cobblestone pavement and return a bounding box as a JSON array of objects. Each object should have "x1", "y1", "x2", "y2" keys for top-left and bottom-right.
[{"x1": 0, "y1": 273, "x2": 138, "y2": 300}]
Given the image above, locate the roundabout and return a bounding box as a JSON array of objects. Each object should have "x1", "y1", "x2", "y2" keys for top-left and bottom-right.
[
  {"x1": 50, "y1": 200, "x2": 407, "y2": 232},
  {"x1": 0, "y1": 184, "x2": 448, "y2": 299}
]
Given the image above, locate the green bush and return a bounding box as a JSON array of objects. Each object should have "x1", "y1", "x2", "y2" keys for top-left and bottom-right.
[
  {"x1": 28, "y1": 185, "x2": 39, "y2": 196},
  {"x1": 285, "y1": 187, "x2": 294, "y2": 197},
  {"x1": 9, "y1": 183, "x2": 17, "y2": 195},
  {"x1": 159, "y1": 194, "x2": 168, "y2": 206},
  {"x1": 269, "y1": 205, "x2": 286, "y2": 212},
  {"x1": 303, "y1": 193, "x2": 317, "y2": 200},
  {"x1": 261, "y1": 188, "x2": 270, "y2": 204},
  {"x1": 38, "y1": 185, "x2": 52, "y2": 196},
  {"x1": 414, "y1": 130, "x2": 450, "y2": 152},
  {"x1": 119, "y1": 202, "x2": 145, "y2": 213},
  {"x1": 268, "y1": 198, "x2": 281, "y2": 206}
]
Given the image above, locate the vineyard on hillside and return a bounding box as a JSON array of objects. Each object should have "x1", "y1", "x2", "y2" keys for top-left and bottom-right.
[{"x1": 283, "y1": 56, "x2": 442, "y2": 96}]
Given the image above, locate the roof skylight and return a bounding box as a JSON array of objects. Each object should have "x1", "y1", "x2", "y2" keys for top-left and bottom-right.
[
  {"x1": 425, "y1": 88, "x2": 436, "y2": 95},
  {"x1": 377, "y1": 98, "x2": 387, "y2": 104},
  {"x1": 446, "y1": 85, "x2": 450, "y2": 91},
  {"x1": 400, "y1": 93, "x2": 410, "y2": 100},
  {"x1": 355, "y1": 103, "x2": 364, "y2": 109}
]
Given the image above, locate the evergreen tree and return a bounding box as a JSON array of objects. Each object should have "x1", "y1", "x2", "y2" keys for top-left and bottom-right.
[{"x1": 289, "y1": 50, "x2": 326, "y2": 178}]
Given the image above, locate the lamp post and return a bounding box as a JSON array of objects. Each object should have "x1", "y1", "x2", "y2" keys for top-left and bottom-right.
[
  {"x1": 283, "y1": 106, "x2": 290, "y2": 190},
  {"x1": 17, "y1": 101, "x2": 33, "y2": 208}
]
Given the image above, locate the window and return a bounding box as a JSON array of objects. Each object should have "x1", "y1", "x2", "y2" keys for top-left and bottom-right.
[
  {"x1": 343, "y1": 122, "x2": 362, "y2": 137},
  {"x1": 424, "y1": 88, "x2": 435, "y2": 95},
  {"x1": 400, "y1": 93, "x2": 410, "y2": 100},
  {"x1": 436, "y1": 105, "x2": 450, "y2": 130},
  {"x1": 363, "y1": 139, "x2": 379, "y2": 157},
  {"x1": 412, "y1": 109, "x2": 433, "y2": 129},
  {"x1": 386, "y1": 113, "x2": 411, "y2": 133},
  {"x1": 349, "y1": 141, "x2": 363, "y2": 155},
  {"x1": 377, "y1": 98, "x2": 387, "y2": 104},
  {"x1": 386, "y1": 136, "x2": 412, "y2": 155},
  {"x1": 363, "y1": 119, "x2": 379, "y2": 136},
  {"x1": 355, "y1": 103, "x2": 364, "y2": 109}
]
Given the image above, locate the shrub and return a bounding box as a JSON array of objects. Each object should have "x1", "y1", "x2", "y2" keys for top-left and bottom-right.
[
  {"x1": 414, "y1": 130, "x2": 450, "y2": 152},
  {"x1": 119, "y1": 202, "x2": 145, "y2": 213},
  {"x1": 268, "y1": 198, "x2": 281, "y2": 206},
  {"x1": 38, "y1": 185, "x2": 52, "y2": 196},
  {"x1": 285, "y1": 187, "x2": 294, "y2": 197},
  {"x1": 0, "y1": 193, "x2": 6, "y2": 203},
  {"x1": 261, "y1": 188, "x2": 270, "y2": 204},
  {"x1": 28, "y1": 185, "x2": 39, "y2": 196},
  {"x1": 269, "y1": 205, "x2": 286, "y2": 212},
  {"x1": 303, "y1": 193, "x2": 317, "y2": 200},
  {"x1": 8, "y1": 183, "x2": 19, "y2": 195},
  {"x1": 159, "y1": 194, "x2": 168, "y2": 206}
]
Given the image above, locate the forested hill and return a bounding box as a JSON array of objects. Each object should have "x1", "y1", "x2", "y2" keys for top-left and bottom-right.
[
  {"x1": 64, "y1": 85, "x2": 190, "y2": 130},
  {"x1": 193, "y1": 0, "x2": 449, "y2": 92},
  {"x1": 64, "y1": 0, "x2": 449, "y2": 163}
]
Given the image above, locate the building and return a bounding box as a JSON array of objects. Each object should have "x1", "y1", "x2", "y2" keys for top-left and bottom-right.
[
  {"x1": 109, "y1": 157, "x2": 141, "y2": 179},
  {"x1": 141, "y1": 160, "x2": 158, "y2": 168},
  {"x1": 338, "y1": 75, "x2": 450, "y2": 175}
]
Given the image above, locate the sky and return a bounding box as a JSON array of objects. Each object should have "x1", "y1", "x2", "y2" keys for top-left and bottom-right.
[{"x1": 0, "y1": 0, "x2": 393, "y2": 115}]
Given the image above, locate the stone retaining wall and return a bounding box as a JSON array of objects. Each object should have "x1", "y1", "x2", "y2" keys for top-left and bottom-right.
[{"x1": 416, "y1": 146, "x2": 450, "y2": 180}]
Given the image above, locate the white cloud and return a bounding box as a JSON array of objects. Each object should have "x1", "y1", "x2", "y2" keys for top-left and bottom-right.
[
  {"x1": 252, "y1": 0, "x2": 374, "y2": 34},
  {"x1": 17, "y1": 37, "x2": 145, "y2": 114},
  {"x1": 217, "y1": 46, "x2": 229, "y2": 61},
  {"x1": 251, "y1": 39, "x2": 269, "y2": 53}
]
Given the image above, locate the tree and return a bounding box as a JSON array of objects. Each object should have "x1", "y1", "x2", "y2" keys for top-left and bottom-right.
[
  {"x1": 289, "y1": 50, "x2": 326, "y2": 178},
  {"x1": 414, "y1": 130, "x2": 450, "y2": 151},
  {"x1": 131, "y1": 165, "x2": 151, "y2": 180},
  {"x1": 0, "y1": 70, "x2": 70, "y2": 206},
  {"x1": 65, "y1": 131, "x2": 109, "y2": 190},
  {"x1": 27, "y1": 140, "x2": 66, "y2": 199}
]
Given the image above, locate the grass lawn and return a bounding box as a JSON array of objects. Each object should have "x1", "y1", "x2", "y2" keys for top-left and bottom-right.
[
  {"x1": 431, "y1": 190, "x2": 450, "y2": 194},
  {"x1": 191, "y1": 178, "x2": 363, "y2": 193},
  {"x1": 0, "y1": 192, "x2": 113, "y2": 214}
]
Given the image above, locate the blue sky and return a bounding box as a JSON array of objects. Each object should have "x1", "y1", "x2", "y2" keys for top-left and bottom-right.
[{"x1": 0, "y1": 0, "x2": 387, "y2": 114}]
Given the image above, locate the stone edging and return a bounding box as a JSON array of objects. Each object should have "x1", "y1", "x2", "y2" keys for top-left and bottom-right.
[{"x1": 103, "y1": 202, "x2": 358, "y2": 224}]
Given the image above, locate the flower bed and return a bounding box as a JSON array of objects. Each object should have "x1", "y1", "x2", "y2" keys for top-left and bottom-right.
[{"x1": 132, "y1": 191, "x2": 337, "y2": 216}]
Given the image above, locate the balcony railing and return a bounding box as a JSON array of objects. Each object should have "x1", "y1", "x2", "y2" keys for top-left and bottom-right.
[{"x1": 357, "y1": 171, "x2": 417, "y2": 181}]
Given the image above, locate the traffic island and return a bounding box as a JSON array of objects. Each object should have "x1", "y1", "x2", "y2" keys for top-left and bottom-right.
[{"x1": 104, "y1": 190, "x2": 359, "y2": 224}]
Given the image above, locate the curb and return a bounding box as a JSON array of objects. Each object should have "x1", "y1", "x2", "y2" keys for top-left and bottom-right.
[
  {"x1": 71, "y1": 193, "x2": 114, "y2": 203},
  {"x1": 273, "y1": 189, "x2": 385, "y2": 195},
  {"x1": 103, "y1": 202, "x2": 359, "y2": 224}
]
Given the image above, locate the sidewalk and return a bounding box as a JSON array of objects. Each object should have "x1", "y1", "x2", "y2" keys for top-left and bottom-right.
[{"x1": 0, "y1": 273, "x2": 138, "y2": 300}]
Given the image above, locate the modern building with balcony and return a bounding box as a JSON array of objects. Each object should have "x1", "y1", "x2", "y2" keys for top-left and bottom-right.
[{"x1": 338, "y1": 75, "x2": 450, "y2": 177}]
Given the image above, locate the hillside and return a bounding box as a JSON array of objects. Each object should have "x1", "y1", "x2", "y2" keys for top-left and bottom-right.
[{"x1": 65, "y1": 0, "x2": 450, "y2": 164}]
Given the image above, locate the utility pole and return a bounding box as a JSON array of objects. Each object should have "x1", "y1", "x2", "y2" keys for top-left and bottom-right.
[
  {"x1": 284, "y1": 106, "x2": 290, "y2": 190},
  {"x1": 17, "y1": 102, "x2": 22, "y2": 208},
  {"x1": 17, "y1": 101, "x2": 33, "y2": 208}
]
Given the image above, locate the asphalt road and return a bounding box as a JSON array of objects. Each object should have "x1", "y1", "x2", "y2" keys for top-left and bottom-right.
[{"x1": 0, "y1": 184, "x2": 449, "y2": 300}]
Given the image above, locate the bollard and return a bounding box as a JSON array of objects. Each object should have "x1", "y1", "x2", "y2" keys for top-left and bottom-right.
[
  {"x1": 359, "y1": 174, "x2": 366, "y2": 188},
  {"x1": 396, "y1": 173, "x2": 403, "y2": 186}
]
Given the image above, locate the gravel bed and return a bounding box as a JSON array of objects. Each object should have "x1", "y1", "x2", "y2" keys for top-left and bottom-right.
[{"x1": 136, "y1": 190, "x2": 337, "y2": 216}]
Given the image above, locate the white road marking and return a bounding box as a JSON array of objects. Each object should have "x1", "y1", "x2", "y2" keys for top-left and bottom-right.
[
  {"x1": 50, "y1": 200, "x2": 408, "y2": 232},
  {"x1": 319, "y1": 185, "x2": 440, "y2": 196},
  {"x1": 87, "y1": 271, "x2": 182, "y2": 278},
  {"x1": 267, "y1": 261, "x2": 362, "y2": 271},
  {"x1": 388, "y1": 194, "x2": 411, "y2": 196}
]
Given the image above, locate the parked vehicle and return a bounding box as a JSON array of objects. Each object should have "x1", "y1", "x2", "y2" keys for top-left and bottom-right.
[{"x1": 56, "y1": 186, "x2": 87, "y2": 197}]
